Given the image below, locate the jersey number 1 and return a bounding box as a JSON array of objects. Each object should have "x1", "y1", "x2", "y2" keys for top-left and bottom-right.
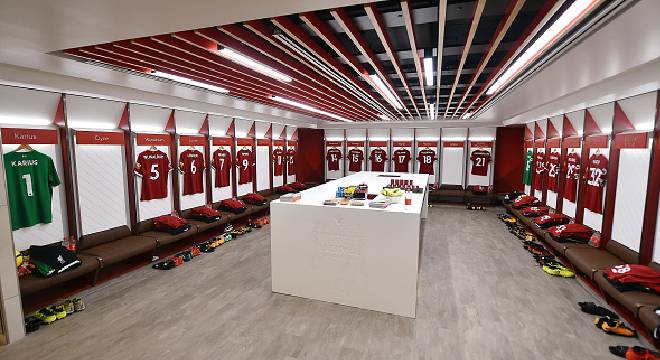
[{"x1": 22, "y1": 174, "x2": 33, "y2": 197}]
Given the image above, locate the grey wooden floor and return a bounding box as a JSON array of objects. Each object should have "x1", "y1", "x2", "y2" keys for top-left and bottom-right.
[{"x1": 0, "y1": 205, "x2": 643, "y2": 360}]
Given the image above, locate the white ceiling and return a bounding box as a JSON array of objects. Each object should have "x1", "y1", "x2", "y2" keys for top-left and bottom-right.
[{"x1": 0, "y1": 0, "x2": 657, "y2": 127}]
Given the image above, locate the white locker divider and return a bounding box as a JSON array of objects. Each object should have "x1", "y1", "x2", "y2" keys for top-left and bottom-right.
[
  {"x1": 273, "y1": 139, "x2": 286, "y2": 186},
  {"x1": 134, "y1": 133, "x2": 174, "y2": 221},
  {"x1": 177, "y1": 134, "x2": 207, "y2": 210},
  {"x1": 211, "y1": 137, "x2": 234, "y2": 203},
  {"x1": 74, "y1": 130, "x2": 128, "y2": 236},
  {"x1": 2, "y1": 128, "x2": 67, "y2": 251}
]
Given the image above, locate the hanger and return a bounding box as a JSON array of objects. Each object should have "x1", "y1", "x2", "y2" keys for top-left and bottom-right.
[
  {"x1": 149, "y1": 145, "x2": 158, "y2": 151},
  {"x1": 188, "y1": 145, "x2": 196, "y2": 150},
  {"x1": 16, "y1": 143, "x2": 33, "y2": 152}
]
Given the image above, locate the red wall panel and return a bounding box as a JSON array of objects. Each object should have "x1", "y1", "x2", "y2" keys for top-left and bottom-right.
[
  {"x1": 297, "y1": 128, "x2": 325, "y2": 185},
  {"x1": 494, "y1": 127, "x2": 525, "y2": 193}
]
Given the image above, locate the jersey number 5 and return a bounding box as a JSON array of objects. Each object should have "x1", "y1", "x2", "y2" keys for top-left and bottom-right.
[{"x1": 149, "y1": 164, "x2": 160, "y2": 180}]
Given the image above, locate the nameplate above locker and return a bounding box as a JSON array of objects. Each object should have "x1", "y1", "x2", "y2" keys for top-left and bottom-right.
[
  {"x1": 179, "y1": 135, "x2": 207, "y2": 147},
  {"x1": 418, "y1": 141, "x2": 438, "y2": 148},
  {"x1": 470, "y1": 141, "x2": 493, "y2": 148},
  {"x1": 369, "y1": 141, "x2": 388, "y2": 147},
  {"x1": 347, "y1": 141, "x2": 365, "y2": 147},
  {"x1": 442, "y1": 141, "x2": 464, "y2": 148},
  {"x1": 257, "y1": 139, "x2": 271, "y2": 146},
  {"x1": 392, "y1": 141, "x2": 412, "y2": 147},
  {"x1": 76, "y1": 131, "x2": 123, "y2": 145},
  {"x1": 212, "y1": 137, "x2": 233, "y2": 146},
  {"x1": 1, "y1": 128, "x2": 58, "y2": 144},
  {"x1": 136, "y1": 133, "x2": 171, "y2": 146}
]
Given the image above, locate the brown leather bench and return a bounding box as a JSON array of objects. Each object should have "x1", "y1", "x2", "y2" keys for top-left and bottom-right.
[
  {"x1": 19, "y1": 254, "x2": 100, "y2": 296},
  {"x1": 593, "y1": 269, "x2": 660, "y2": 316},
  {"x1": 137, "y1": 220, "x2": 198, "y2": 247},
  {"x1": 80, "y1": 225, "x2": 158, "y2": 267},
  {"x1": 429, "y1": 185, "x2": 467, "y2": 203},
  {"x1": 565, "y1": 241, "x2": 638, "y2": 280}
]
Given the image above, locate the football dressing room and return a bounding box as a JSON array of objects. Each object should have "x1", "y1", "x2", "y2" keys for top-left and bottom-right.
[{"x1": 1, "y1": 0, "x2": 660, "y2": 359}]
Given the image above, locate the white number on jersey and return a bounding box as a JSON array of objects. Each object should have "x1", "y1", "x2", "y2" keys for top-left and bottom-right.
[
  {"x1": 475, "y1": 158, "x2": 484, "y2": 167},
  {"x1": 149, "y1": 164, "x2": 160, "y2": 180},
  {"x1": 374, "y1": 154, "x2": 382, "y2": 163},
  {"x1": 190, "y1": 160, "x2": 197, "y2": 174},
  {"x1": 352, "y1": 153, "x2": 359, "y2": 162},
  {"x1": 398, "y1": 156, "x2": 405, "y2": 163},
  {"x1": 423, "y1": 155, "x2": 432, "y2": 164},
  {"x1": 242, "y1": 159, "x2": 249, "y2": 170},
  {"x1": 21, "y1": 174, "x2": 33, "y2": 197},
  {"x1": 219, "y1": 158, "x2": 225, "y2": 170},
  {"x1": 330, "y1": 154, "x2": 337, "y2": 162}
]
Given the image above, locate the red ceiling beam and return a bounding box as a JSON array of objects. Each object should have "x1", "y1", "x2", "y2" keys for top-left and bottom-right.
[
  {"x1": 150, "y1": 34, "x2": 360, "y2": 120},
  {"x1": 68, "y1": 46, "x2": 343, "y2": 122},
  {"x1": 330, "y1": 8, "x2": 410, "y2": 120},
  {"x1": 238, "y1": 21, "x2": 386, "y2": 120},
  {"x1": 195, "y1": 27, "x2": 376, "y2": 120},
  {"x1": 268, "y1": 16, "x2": 396, "y2": 119},
  {"x1": 364, "y1": 3, "x2": 421, "y2": 120}
]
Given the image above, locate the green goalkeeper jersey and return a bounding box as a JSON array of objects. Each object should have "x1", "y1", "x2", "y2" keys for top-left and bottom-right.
[
  {"x1": 523, "y1": 149, "x2": 533, "y2": 186},
  {"x1": 3, "y1": 150, "x2": 60, "y2": 230}
]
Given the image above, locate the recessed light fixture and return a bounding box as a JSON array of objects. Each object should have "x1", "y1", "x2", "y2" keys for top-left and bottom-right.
[
  {"x1": 635, "y1": 122, "x2": 655, "y2": 131},
  {"x1": 423, "y1": 58, "x2": 434, "y2": 87},
  {"x1": 218, "y1": 47, "x2": 293, "y2": 83},
  {"x1": 152, "y1": 71, "x2": 229, "y2": 93},
  {"x1": 368, "y1": 74, "x2": 404, "y2": 110},
  {"x1": 486, "y1": 0, "x2": 599, "y2": 96},
  {"x1": 0, "y1": 116, "x2": 51, "y2": 126},
  {"x1": 461, "y1": 112, "x2": 472, "y2": 120},
  {"x1": 68, "y1": 121, "x2": 117, "y2": 130},
  {"x1": 378, "y1": 114, "x2": 388, "y2": 121},
  {"x1": 271, "y1": 96, "x2": 352, "y2": 122}
]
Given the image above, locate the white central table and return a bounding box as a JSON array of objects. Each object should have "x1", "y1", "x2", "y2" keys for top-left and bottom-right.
[{"x1": 270, "y1": 171, "x2": 429, "y2": 318}]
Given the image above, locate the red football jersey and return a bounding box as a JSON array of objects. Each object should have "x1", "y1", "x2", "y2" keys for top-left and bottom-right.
[
  {"x1": 326, "y1": 148, "x2": 342, "y2": 171},
  {"x1": 136, "y1": 149, "x2": 170, "y2": 201},
  {"x1": 470, "y1": 149, "x2": 491, "y2": 176},
  {"x1": 272, "y1": 148, "x2": 285, "y2": 176},
  {"x1": 417, "y1": 149, "x2": 437, "y2": 175},
  {"x1": 583, "y1": 153, "x2": 608, "y2": 214},
  {"x1": 369, "y1": 149, "x2": 387, "y2": 172},
  {"x1": 392, "y1": 149, "x2": 411, "y2": 173},
  {"x1": 533, "y1": 151, "x2": 546, "y2": 189},
  {"x1": 212, "y1": 148, "x2": 231, "y2": 188},
  {"x1": 236, "y1": 148, "x2": 254, "y2": 184},
  {"x1": 563, "y1": 152, "x2": 581, "y2": 202},
  {"x1": 286, "y1": 148, "x2": 296, "y2": 176},
  {"x1": 179, "y1": 149, "x2": 205, "y2": 195},
  {"x1": 546, "y1": 151, "x2": 561, "y2": 191},
  {"x1": 347, "y1": 148, "x2": 364, "y2": 172}
]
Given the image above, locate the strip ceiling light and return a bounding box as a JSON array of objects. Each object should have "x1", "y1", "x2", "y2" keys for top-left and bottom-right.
[
  {"x1": 218, "y1": 47, "x2": 293, "y2": 83},
  {"x1": 486, "y1": 0, "x2": 600, "y2": 96},
  {"x1": 423, "y1": 58, "x2": 434, "y2": 87},
  {"x1": 429, "y1": 103, "x2": 436, "y2": 120},
  {"x1": 271, "y1": 96, "x2": 352, "y2": 122},
  {"x1": 368, "y1": 74, "x2": 404, "y2": 110},
  {"x1": 152, "y1": 71, "x2": 229, "y2": 93}
]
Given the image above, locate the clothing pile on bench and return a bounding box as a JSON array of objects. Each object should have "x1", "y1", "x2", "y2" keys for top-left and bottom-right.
[
  {"x1": 29, "y1": 243, "x2": 82, "y2": 277},
  {"x1": 153, "y1": 215, "x2": 190, "y2": 235},
  {"x1": 189, "y1": 206, "x2": 221, "y2": 223}
]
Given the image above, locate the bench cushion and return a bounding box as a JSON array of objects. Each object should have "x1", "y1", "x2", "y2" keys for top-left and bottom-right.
[
  {"x1": 594, "y1": 270, "x2": 660, "y2": 315},
  {"x1": 140, "y1": 224, "x2": 198, "y2": 247},
  {"x1": 81, "y1": 236, "x2": 157, "y2": 266},
  {"x1": 79, "y1": 225, "x2": 132, "y2": 250},
  {"x1": 565, "y1": 247, "x2": 625, "y2": 279},
  {"x1": 19, "y1": 254, "x2": 99, "y2": 296}
]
